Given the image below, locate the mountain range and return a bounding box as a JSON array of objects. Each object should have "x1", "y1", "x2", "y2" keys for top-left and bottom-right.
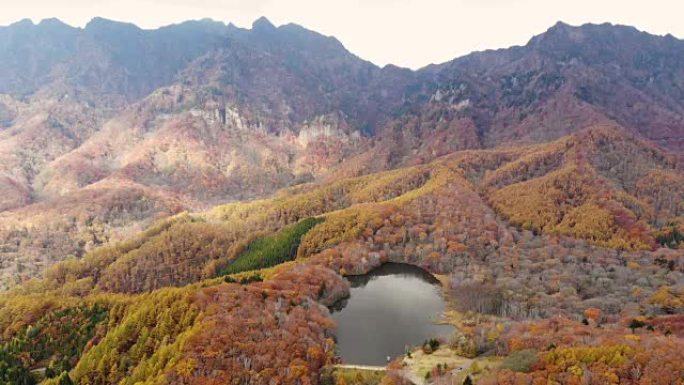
[{"x1": 1, "y1": 17, "x2": 683, "y2": 287}]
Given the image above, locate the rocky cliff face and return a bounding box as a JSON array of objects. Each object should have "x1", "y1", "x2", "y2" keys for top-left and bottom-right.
[{"x1": 406, "y1": 22, "x2": 684, "y2": 152}]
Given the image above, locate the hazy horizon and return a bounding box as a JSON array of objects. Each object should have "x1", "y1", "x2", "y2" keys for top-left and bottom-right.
[{"x1": 1, "y1": 0, "x2": 683, "y2": 70}]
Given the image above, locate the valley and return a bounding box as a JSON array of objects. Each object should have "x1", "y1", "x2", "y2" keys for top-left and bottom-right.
[{"x1": 0, "y1": 15, "x2": 682, "y2": 385}]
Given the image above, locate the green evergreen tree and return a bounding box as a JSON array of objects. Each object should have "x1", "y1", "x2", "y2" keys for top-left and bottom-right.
[
  {"x1": 56, "y1": 372, "x2": 74, "y2": 385},
  {"x1": 629, "y1": 319, "x2": 646, "y2": 333}
]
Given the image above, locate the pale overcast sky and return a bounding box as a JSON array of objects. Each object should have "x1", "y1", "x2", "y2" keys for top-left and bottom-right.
[{"x1": 1, "y1": 0, "x2": 682, "y2": 69}]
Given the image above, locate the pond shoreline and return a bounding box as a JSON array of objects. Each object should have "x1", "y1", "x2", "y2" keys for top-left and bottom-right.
[{"x1": 329, "y1": 262, "x2": 454, "y2": 366}]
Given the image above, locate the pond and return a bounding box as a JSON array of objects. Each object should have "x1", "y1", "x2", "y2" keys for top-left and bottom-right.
[{"x1": 330, "y1": 263, "x2": 453, "y2": 365}]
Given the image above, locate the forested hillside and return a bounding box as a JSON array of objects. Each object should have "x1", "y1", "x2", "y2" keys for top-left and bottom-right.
[
  {"x1": 2, "y1": 19, "x2": 684, "y2": 290},
  {"x1": 0, "y1": 123, "x2": 682, "y2": 384}
]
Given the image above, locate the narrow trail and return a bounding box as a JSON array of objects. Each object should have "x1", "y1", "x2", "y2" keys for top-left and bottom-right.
[
  {"x1": 333, "y1": 364, "x2": 423, "y2": 384},
  {"x1": 332, "y1": 364, "x2": 387, "y2": 371},
  {"x1": 401, "y1": 367, "x2": 426, "y2": 385}
]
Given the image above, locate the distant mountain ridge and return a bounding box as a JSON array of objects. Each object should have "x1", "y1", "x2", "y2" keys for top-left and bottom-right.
[
  {"x1": 0, "y1": 17, "x2": 683, "y2": 287},
  {"x1": 369, "y1": 21, "x2": 684, "y2": 168},
  {"x1": 2, "y1": 18, "x2": 684, "y2": 144},
  {"x1": 0, "y1": 17, "x2": 231, "y2": 104},
  {"x1": 430, "y1": 21, "x2": 684, "y2": 149}
]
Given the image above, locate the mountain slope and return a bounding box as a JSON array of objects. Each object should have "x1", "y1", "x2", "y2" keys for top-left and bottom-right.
[
  {"x1": 11, "y1": 125, "x2": 680, "y2": 295},
  {"x1": 367, "y1": 21, "x2": 684, "y2": 173},
  {"x1": 486, "y1": 126, "x2": 681, "y2": 249},
  {"x1": 1, "y1": 18, "x2": 684, "y2": 289},
  {"x1": 0, "y1": 18, "x2": 415, "y2": 287},
  {"x1": 0, "y1": 17, "x2": 231, "y2": 103},
  {"x1": 0, "y1": 125, "x2": 682, "y2": 385}
]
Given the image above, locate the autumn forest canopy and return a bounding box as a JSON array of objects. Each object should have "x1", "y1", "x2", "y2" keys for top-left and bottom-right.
[{"x1": 0, "y1": 15, "x2": 683, "y2": 385}]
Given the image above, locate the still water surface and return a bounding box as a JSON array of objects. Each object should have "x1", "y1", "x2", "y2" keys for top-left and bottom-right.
[{"x1": 330, "y1": 263, "x2": 453, "y2": 365}]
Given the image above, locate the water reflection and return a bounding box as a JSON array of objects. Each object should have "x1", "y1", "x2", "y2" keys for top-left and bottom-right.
[{"x1": 330, "y1": 263, "x2": 452, "y2": 365}]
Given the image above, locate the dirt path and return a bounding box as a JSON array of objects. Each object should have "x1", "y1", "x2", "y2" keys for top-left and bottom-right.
[
  {"x1": 332, "y1": 364, "x2": 387, "y2": 371},
  {"x1": 401, "y1": 367, "x2": 427, "y2": 385},
  {"x1": 402, "y1": 347, "x2": 474, "y2": 385}
]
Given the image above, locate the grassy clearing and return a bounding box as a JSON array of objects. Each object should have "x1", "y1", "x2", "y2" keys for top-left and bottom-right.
[
  {"x1": 404, "y1": 347, "x2": 473, "y2": 378},
  {"x1": 320, "y1": 366, "x2": 386, "y2": 385},
  {"x1": 220, "y1": 217, "x2": 322, "y2": 275},
  {"x1": 403, "y1": 347, "x2": 500, "y2": 384}
]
